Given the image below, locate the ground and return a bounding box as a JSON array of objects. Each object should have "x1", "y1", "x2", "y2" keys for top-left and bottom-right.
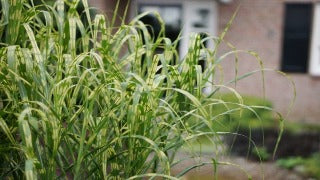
[{"x1": 172, "y1": 152, "x2": 306, "y2": 180}]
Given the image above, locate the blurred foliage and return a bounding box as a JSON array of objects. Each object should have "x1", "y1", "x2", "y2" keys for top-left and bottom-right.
[
  {"x1": 284, "y1": 121, "x2": 320, "y2": 134},
  {"x1": 203, "y1": 93, "x2": 320, "y2": 134},
  {"x1": 252, "y1": 146, "x2": 270, "y2": 161},
  {"x1": 205, "y1": 93, "x2": 275, "y2": 132},
  {"x1": 277, "y1": 153, "x2": 320, "y2": 179}
]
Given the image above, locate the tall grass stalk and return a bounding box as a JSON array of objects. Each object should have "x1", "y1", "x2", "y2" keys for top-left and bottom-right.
[{"x1": 0, "y1": 0, "x2": 290, "y2": 179}]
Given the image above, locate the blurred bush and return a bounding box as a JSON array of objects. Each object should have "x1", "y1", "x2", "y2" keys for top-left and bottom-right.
[
  {"x1": 208, "y1": 93, "x2": 275, "y2": 132},
  {"x1": 277, "y1": 153, "x2": 320, "y2": 179}
]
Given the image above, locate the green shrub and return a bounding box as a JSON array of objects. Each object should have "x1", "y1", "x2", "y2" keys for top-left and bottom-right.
[
  {"x1": 277, "y1": 156, "x2": 304, "y2": 169},
  {"x1": 0, "y1": 0, "x2": 285, "y2": 179},
  {"x1": 252, "y1": 146, "x2": 271, "y2": 161},
  {"x1": 283, "y1": 121, "x2": 320, "y2": 134},
  {"x1": 206, "y1": 93, "x2": 275, "y2": 132},
  {"x1": 277, "y1": 153, "x2": 320, "y2": 179},
  {"x1": 207, "y1": 93, "x2": 320, "y2": 136}
]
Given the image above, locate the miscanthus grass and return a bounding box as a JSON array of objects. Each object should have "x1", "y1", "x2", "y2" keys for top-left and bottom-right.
[{"x1": 0, "y1": 0, "x2": 293, "y2": 179}]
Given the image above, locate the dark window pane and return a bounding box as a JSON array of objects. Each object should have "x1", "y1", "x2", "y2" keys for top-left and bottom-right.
[
  {"x1": 193, "y1": 9, "x2": 210, "y2": 28},
  {"x1": 138, "y1": 4, "x2": 182, "y2": 68},
  {"x1": 199, "y1": 33, "x2": 208, "y2": 72},
  {"x1": 139, "y1": 4, "x2": 182, "y2": 43},
  {"x1": 281, "y1": 3, "x2": 312, "y2": 73}
]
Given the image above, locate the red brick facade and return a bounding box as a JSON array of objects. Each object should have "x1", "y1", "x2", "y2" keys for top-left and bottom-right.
[
  {"x1": 91, "y1": 0, "x2": 320, "y2": 124},
  {"x1": 220, "y1": 0, "x2": 320, "y2": 123}
]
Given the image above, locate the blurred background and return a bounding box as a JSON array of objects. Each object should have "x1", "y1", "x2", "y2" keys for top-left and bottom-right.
[{"x1": 88, "y1": 0, "x2": 320, "y2": 179}]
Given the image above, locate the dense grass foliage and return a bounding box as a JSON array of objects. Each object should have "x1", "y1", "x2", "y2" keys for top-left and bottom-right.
[{"x1": 0, "y1": 0, "x2": 287, "y2": 179}]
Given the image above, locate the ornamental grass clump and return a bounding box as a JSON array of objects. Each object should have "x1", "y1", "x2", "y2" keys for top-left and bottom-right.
[{"x1": 0, "y1": 0, "x2": 289, "y2": 179}]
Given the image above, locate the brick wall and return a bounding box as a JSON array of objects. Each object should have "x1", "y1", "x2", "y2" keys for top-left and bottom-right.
[
  {"x1": 89, "y1": 0, "x2": 320, "y2": 124},
  {"x1": 219, "y1": 0, "x2": 320, "y2": 123},
  {"x1": 89, "y1": 0, "x2": 129, "y2": 25}
]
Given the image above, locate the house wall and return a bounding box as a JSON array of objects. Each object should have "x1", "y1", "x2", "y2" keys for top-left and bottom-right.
[
  {"x1": 219, "y1": 0, "x2": 320, "y2": 124},
  {"x1": 89, "y1": 0, "x2": 320, "y2": 124},
  {"x1": 89, "y1": 0, "x2": 129, "y2": 25}
]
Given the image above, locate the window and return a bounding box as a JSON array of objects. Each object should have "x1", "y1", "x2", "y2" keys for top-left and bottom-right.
[
  {"x1": 139, "y1": 4, "x2": 182, "y2": 44},
  {"x1": 138, "y1": 5, "x2": 182, "y2": 68},
  {"x1": 281, "y1": 3, "x2": 312, "y2": 73}
]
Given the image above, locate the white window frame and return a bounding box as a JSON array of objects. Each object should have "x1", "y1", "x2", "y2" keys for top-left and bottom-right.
[{"x1": 309, "y1": 3, "x2": 320, "y2": 76}]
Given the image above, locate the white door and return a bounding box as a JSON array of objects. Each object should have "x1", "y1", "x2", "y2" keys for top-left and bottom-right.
[
  {"x1": 310, "y1": 3, "x2": 320, "y2": 76},
  {"x1": 180, "y1": 1, "x2": 218, "y2": 94},
  {"x1": 180, "y1": 1, "x2": 218, "y2": 56}
]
